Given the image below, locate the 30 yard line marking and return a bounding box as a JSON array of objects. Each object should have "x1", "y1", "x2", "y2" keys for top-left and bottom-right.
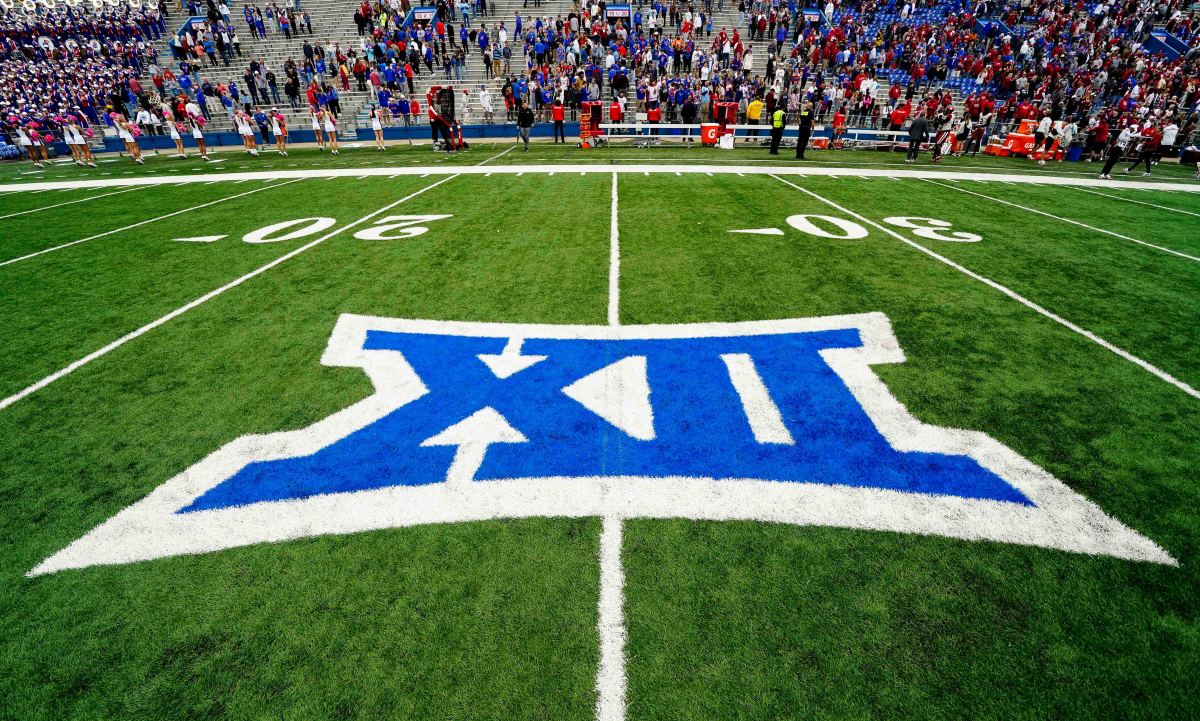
[
  {"x1": 921, "y1": 178, "x2": 1200, "y2": 263},
  {"x1": 1071, "y1": 186, "x2": 1200, "y2": 218},
  {"x1": 0, "y1": 179, "x2": 304, "y2": 268},
  {"x1": 771, "y1": 175, "x2": 1200, "y2": 400},
  {"x1": 0, "y1": 185, "x2": 142, "y2": 221},
  {"x1": 596, "y1": 170, "x2": 628, "y2": 721},
  {"x1": 0, "y1": 175, "x2": 459, "y2": 412}
]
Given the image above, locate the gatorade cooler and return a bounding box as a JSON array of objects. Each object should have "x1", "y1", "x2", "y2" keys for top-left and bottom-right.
[{"x1": 700, "y1": 123, "x2": 719, "y2": 145}]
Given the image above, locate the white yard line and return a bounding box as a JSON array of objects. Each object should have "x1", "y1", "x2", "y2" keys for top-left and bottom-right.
[
  {"x1": 595, "y1": 515, "x2": 628, "y2": 721},
  {"x1": 0, "y1": 179, "x2": 304, "y2": 268},
  {"x1": 0, "y1": 175, "x2": 458, "y2": 412},
  {"x1": 475, "y1": 144, "x2": 515, "y2": 165},
  {"x1": 0, "y1": 185, "x2": 142, "y2": 221},
  {"x1": 921, "y1": 178, "x2": 1200, "y2": 263},
  {"x1": 3, "y1": 164, "x2": 1199, "y2": 193},
  {"x1": 608, "y1": 173, "x2": 621, "y2": 327},
  {"x1": 771, "y1": 175, "x2": 1200, "y2": 400},
  {"x1": 595, "y1": 170, "x2": 628, "y2": 721},
  {"x1": 1072, "y1": 186, "x2": 1200, "y2": 218}
]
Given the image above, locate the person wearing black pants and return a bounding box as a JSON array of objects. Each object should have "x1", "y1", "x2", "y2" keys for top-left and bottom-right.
[
  {"x1": 906, "y1": 113, "x2": 929, "y2": 163},
  {"x1": 1099, "y1": 124, "x2": 1135, "y2": 178},
  {"x1": 794, "y1": 102, "x2": 813, "y2": 160},
  {"x1": 769, "y1": 107, "x2": 785, "y2": 154},
  {"x1": 552, "y1": 100, "x2": 565, "y2": 143}
]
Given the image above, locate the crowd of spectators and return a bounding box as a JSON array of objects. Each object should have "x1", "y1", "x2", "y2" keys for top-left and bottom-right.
[
  {"x1": 1, "y1": 3, "x2": 167, "y2": 141},
  {"x1": 2, "y1": 0, "x2": 1198, "y2": 165}
]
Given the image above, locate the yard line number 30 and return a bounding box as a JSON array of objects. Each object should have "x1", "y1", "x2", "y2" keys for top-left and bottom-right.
[{"x1": 786, "y1": 215, "x2": 982, "y2": 243}]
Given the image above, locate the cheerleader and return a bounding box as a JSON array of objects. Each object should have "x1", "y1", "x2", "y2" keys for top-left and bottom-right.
[
  {"x1": 310, "y1": 106, "x2": 326, "y2": 150},
  {"x1": 322, "y1": 108, "x2": 340, "y2": 155},
  {"x1": 62, "y1": 116, "x2": 91, "y2": 166},
  {"x1": 113, "y1": 113, "x2": 144, "y2": 164},
  {"x1": 26, "y1": 123, "x2": 50, "y2": 167},
  {"x1": 236, "y1": 110, "x2": 259, "y2": 156},
  {"x1": 11, "y1": 119, "x2": 40, "y2": 168},
  {"x1": 190, "y1": 114, "x2": 211, "y2": 161},
  {"x1": 369, "y1": 104, "x2": 386, "y2": 151},
  {"x1": 270, "y1": 108, "x2": 289, "y2": 156},
  {"x1": 166, "y1": 111, "x2": 187, "y2": 158}
]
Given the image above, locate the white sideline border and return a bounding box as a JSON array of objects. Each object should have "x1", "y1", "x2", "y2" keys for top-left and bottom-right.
[
  {"x1": 30, "y1": 312, "x2": 1175, "y2": 577},
  {"x1": 772, "y1": 175, "x2": 1200, "y2": 401},
  {"x1": 2, "y1": 164, "x2": 1200, "y2": 194}
]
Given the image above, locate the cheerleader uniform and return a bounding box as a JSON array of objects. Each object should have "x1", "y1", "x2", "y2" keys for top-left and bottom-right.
[{"x1": 370, "y1": 112, "x2": 383, "y2": 131}]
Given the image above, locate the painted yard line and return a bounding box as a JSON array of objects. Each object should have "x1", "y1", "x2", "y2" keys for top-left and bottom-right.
[
  {"x1": 4, "y1": 164, "x2": 1200, "y2": 192},
  {"x1": 0, "y1": 185, "x2": 142, "y2": 221},
  {"x1": 1072, "y1": 186, "x2": 1200, "y2": 218},
  {"x1": 608, "y1": 172, "x2": 621, "y2": 327},
  {"x1": 921, "y1": 178, "x2": 1200, "y2": 263},
  {"x1": 595, "y1": 515, "x2": 628, "y2": 721},
  {"x1": 475, "y1": 144, "x2": 515, "y2": 165},
  {"x1": 0, "y1": 179, "x2": 305, "y2": 269},
  {"x1": 595, "y1": 171, "x2": 628, "y2": 721},
  {"x1": 771, "y1": 175, "x2": 1200, "y2": 400},
  {"x1": 0, "y1": 174, "x2": 459, "y2": 413}
]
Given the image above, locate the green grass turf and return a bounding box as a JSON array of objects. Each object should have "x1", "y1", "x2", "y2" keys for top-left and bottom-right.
[
  {"x1": 0, "y1": 169, "x2": 1197, "y2": 719},
  {"x1": 3, "y1": 141, "x2": 1200, "y2": 184},
  {"x1": 615, "y1": 174, "x2": 1198, "y2": 718}
]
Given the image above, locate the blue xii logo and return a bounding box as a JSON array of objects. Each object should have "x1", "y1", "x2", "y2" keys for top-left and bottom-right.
[{"x1": 32, "y1": 312, "x2": 1173, "y2": 575}]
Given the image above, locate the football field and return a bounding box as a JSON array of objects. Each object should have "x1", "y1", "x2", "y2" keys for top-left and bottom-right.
[{"x1": 1, "y1": 145, "x2": 1198, "y2": 720}]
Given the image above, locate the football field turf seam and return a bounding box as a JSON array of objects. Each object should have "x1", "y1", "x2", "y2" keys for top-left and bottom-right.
[
  {"x1": 1070, "y1": 186, "x2": 1200, "y2": 218},
  {"x1": 0, "y1": 179, "x2": 304, "y2": 268},
  {"x1": 0, "y1": 174, "x2": 460, "y2": 413},
  {"x1": 597, "y1": 171, "x2": 628, "y2": 721},
  {"x1": 919, "y1": 178, "x2": 1200, "y2": 263},
  {"x1": 0, "y1": 185, "x2": 143, "y2": 221},
  {"x1": 770, "y1": 175, "x2": 1200, "y2": 401}
]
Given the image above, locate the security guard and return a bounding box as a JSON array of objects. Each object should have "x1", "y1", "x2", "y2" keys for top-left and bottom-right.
[
  {"x1": 795, "y1": 102, "x2": 814, "y2": 160},
  {"x1": 769, "y1": 106, "x2": 786, "y2": 155}
]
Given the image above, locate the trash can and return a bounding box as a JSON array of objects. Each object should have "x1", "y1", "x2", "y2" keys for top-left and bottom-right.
[{"x1": 1065, "y1": 143, "x2": 1083, "y2": 162}]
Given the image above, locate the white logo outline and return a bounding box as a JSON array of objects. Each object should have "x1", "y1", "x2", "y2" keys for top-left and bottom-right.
[{"x1": 30, "y1": 312, "x2": 1175, "y2": 575}]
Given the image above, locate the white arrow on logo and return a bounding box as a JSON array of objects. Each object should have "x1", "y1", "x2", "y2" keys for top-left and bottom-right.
[
  {"x1": 477, "y1": 338, "x2": 548, "y2": 379},
  {"x1": 420, "y1": 407, "x2": 528, "y2": 486},
  {"x1": 563, "y1": 356, "x2": 655, "y2": 441}
]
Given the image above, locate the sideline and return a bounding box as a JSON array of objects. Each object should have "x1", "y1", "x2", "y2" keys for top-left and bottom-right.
[
  {"x1": 0, "y1": 179, "x2": 304, "y2": 268},
  {"x1": 0, "y1": 175, "x2": 459, "y2": 412},
  {"x1": 921, "y1": 178, "x2": 1200, "y2": 263},
  {"x1": 771, "y1": 175, "x2": 1200, "y2": 401},
  {"x1": 3, "y1": 163, "x2": 1199, "y2": 193}
]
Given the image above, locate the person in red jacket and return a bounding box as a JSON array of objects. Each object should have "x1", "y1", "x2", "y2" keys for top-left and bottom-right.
[
  {"x1": 609, "y1": 99, "x2": 623, "y2": 125},
  {"x1": 646, "y1": 101, "x2": 661, "y2": 135},
  {"x1": 552, "y1": 99, "x2": 566, "y2": 143}
]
